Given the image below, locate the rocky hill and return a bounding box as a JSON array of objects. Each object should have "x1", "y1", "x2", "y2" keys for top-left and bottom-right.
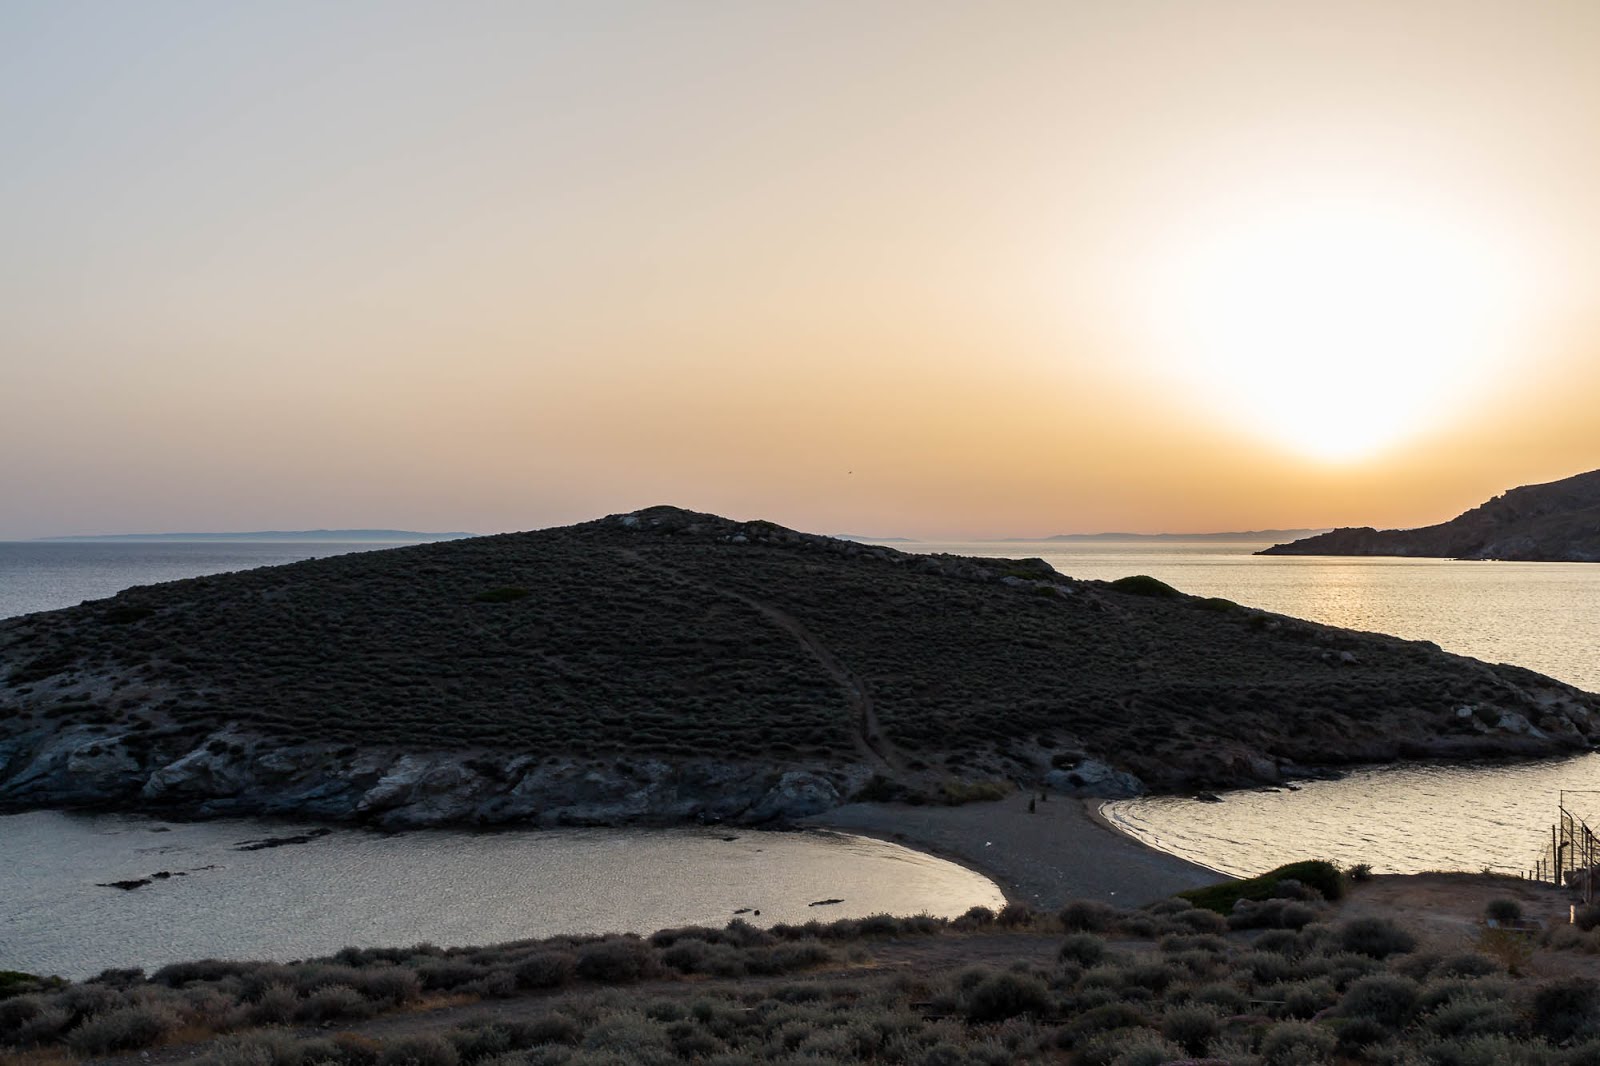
[
  {"x1": 1259, "y1": 468, "x2": 1600, "y2": 561},
  {"x1": 2, "y1": 506, "x2": 1596, "y2": 828}
]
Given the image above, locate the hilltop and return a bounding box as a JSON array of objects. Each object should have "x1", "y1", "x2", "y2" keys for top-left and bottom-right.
[
  {"x1": 1259, "y1": 469, "x2": 1600, "y2": 561},
  {"x1": 1, "y1": 506, "x2": 1596, "y2": 828}
]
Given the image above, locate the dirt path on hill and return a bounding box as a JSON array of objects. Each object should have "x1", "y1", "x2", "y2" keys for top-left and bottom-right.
[{"x1": 616, "y1": 549, "x2": 902, "y2": 773}]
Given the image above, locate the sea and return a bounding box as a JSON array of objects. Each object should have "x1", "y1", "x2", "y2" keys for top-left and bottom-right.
[{"x1": 3, "y1": 535, "x2": 1600, "y2": 974}]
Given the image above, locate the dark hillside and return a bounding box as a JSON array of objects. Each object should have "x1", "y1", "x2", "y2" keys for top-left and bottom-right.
[
  {"x1": 1260, "y1": 468, "x2": 1600, "y2": 561},
  {"x1": 1, "y1": 506, "x2": 1596, "y2": 826}
]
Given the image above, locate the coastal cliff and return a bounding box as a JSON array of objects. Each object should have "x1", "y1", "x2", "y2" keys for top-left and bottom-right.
[
  {"x1": 1259, "y1": 468, "x2": 1600, "y2": 561},
  {"x1": 2, "y1": 505, "x2": 1597, "y2": 827}
]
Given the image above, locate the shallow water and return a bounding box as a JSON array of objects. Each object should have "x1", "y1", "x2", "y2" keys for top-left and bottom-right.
[
  {"x1": 1103, "y1": 753, "x2": 1600, "y2": 878},
  {"x1": 0, "y1": 811, "x2": 1004, "y2": 979}
]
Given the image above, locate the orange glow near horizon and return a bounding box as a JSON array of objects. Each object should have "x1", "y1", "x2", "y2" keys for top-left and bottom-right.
[{"x1": 1, "y1": 2, "x2": 1598, "y2": 540}]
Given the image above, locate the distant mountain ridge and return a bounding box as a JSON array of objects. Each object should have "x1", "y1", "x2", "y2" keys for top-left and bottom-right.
[
  {"x1": 1258, "y1": 468, "x2": 1600, "y2": 562},
  {"x1": 38, "y1": 529, "x2": 476, "y2": 543},
  {"x1": 1026, "y1": 529, "x2": 1327, "y2": 543}
]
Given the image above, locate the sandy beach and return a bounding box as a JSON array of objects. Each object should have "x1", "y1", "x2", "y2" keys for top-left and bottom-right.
[{"x1": 804, "y1": 790, "x2": 1223, "y2": 909}]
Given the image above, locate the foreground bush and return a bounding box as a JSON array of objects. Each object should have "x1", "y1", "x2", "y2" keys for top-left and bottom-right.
[{"x1": 1181, "y1": 860, "x2": 1346, "y2": 913}]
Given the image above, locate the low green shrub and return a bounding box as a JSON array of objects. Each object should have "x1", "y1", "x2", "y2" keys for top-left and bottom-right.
[
  {"x1": 1181, "y1": 860, "x2": 1345, "y2": 913},
  {"x1": 1108, "y1": 575, "x2": 1182, "y2": 598}
]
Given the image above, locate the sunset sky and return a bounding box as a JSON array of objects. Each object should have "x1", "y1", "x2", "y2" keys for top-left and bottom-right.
[{"x1": 3, "y1": 1, "x2": 1598, "y2": 539}]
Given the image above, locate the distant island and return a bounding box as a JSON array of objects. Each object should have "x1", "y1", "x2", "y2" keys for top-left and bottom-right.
[
  {"x1": 830, "y1": 533, "x2": 919, "y2": 543},
  {"x1": 37, "y1": 529, "x2": 476, "y2": 543},
  {"x1": 3, "y1": 505, "x2": 1594, "y2": 830},
  {"x1": 998, "y1": 529, "x2": 1329, "y2": 543},
  {"x1": 1259, "y1": 468, "x2": 1600, "y2": 562}
]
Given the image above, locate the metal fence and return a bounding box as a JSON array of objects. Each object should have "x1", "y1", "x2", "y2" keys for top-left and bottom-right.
[{"x1": 1526, "y1": 790, "x2": 1600, "y2": 904}]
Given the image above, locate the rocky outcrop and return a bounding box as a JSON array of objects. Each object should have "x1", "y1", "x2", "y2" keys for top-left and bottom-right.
[
  {"x1": 1260, "y1": 468, "x2": 1600, "y2": 561},
  {"x1": 0, "y1": 724, "x2": 874, "y2": 829}
]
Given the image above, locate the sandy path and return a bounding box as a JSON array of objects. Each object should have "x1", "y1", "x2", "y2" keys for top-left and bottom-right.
[{"x1": 806, "y1": 791, "x2": 1222, "y2": 909}]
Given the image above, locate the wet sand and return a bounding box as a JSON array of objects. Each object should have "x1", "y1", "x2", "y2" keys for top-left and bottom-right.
[{"x1": 806, "y1": 791, "x2": 1224, "y2": 909}]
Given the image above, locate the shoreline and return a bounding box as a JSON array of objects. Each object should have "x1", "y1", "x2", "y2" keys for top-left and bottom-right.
[{"x1": 802, "y1": 790, "x2": 1222, "y2": 909}]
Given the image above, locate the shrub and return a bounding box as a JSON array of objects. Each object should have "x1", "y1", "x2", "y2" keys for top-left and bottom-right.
[
  {"x1": 1059, "y1": 933, "x2": 1108, "y2": 967},
  {"x1": 1477, "y1": 928, "x2": 1534, "y2": 975},
  {"x1": 957, "y1": 906, "x2": 996, "y2": 928},
  {"x1": 1172, "y1": 907, "x2": 1228, "y2": 934},
  {"x1": 295, "y1": 984, "x2": 372, "y2": 1023},
  {"x1": 575, "y1": 938, "x2": 660, "y2": 984},
  {"x1": 1338, "y1": 916, "x2": 1417, "y2": 958},
  {"x1": 515, "y1": 951, "x2": 576, "y2": 989},
  {"x1": 417, "y1": 961, "x2": 483, "y2": 991},
  {"x1": 1061, "y1": 1002, "x2": 1148, "y2": 1044},
  {"x1": 1339, "y1": 974, "x2": 1420, "y2": 1026},
  {"x1": 1060, "y1": 900, "x2": 1119, "y2": 932},
  {"x1": 1485, "y1": 899, "x2": 1523, "y2": 922},
  {"x1": 1423, "y1": 993, "x2": 1522, "y2": 1039},
  {"x1": 1258, "y1": 1020, "x2": 1337, "y2": 1065},
  {"x1": 1182, "y1": 860, "x2": 1346, "y2": 913},
  {"x1": 351, "y1": 966, "x2": 422, "y2": 1004},
  {"x1": 1435, "y1": 953, "x2": 1501, "y2": 978},
  {"x1": 1334, "y1": 1016, "x2": 1391, "y2": 1054},
  {"x1": 996, "y1": 901, "x2": 1034, "y2": 928},
  {"x1": 65, "y1": 1004, "x2": 178, "y2": 1055},
  {"x1": 1529, "y1": 975, "x2": 1600, "y2": 1043},
  {"x1": 1109, "y1": 575, "x2": 1181, "y2": 599},
  {"x1": 1347, "y1": 863, "x2": 1374, "y2": 882},
  {"x1": 1076, "y1": 1027, "x2": 1183, "y2": 1066},
  {"x1": 1576, "y1": 905, "x2": 1600, "y2": 932},
  {"x1": 962, "y1": 970, "x2": 1051, "y2": 1022},
  {"x1": 1160, "y1": 1004, "x2": 1220, "y2": 1055},
  {"x1": 378, "y1": 1035, "x2": 460, "y2": 1066},
  {"x1": 1276, "y1": 979, "x2": 1337, "y2": 1019}
]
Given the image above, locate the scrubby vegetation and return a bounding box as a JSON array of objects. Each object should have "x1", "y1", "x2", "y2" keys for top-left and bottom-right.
[
  {"x1": 8, "y1": 887, "x2": 1600, "y2": 1066},
  {"x1": 3, "y1": 506, "x2": 1597, "y2": 807},
  {"x1": 1180, "y1": 860, "x2": 1347, "y2": 913}
]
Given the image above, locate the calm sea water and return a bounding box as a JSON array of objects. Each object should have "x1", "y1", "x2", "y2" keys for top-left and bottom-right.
[
  {"x1": 0, "y1": 541, "x2": 420, "y2": 621},
  {"x1": 0, "y1": 811, "x2": 1004, "y2": 979}
]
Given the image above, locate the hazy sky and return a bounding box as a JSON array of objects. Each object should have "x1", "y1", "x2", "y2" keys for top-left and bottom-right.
[{"x1": 4, "y1": 1, "x2": 1598, "y2": 539}]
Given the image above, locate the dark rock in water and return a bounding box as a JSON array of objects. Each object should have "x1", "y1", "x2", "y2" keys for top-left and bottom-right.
[
  {"x1": 721, "y1": 835, "x2": 738, "y2": 842},
  {"x1": 151, "y1": 871, "x2": 173, "y2": 879},
  {"x1": 809, "y1": 898, "x2": 844, "y2": 907},
  {"x1": 98, "y1": 878, "x2": 151, "y2": 891},
  {"x1": 733, "y1": 907, "x2": 753, "y2": 915},
  {"x1": 149, "y1": 827, "x2": 171, "y2": 833},
  {"x1": 233, "y1": 827, "x2": 333, "y2": 851}
]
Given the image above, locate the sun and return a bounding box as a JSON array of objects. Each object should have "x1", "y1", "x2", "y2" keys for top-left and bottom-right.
[{"x1": 1139, "y1": 198, "x2": 1527, "y2": 461}]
